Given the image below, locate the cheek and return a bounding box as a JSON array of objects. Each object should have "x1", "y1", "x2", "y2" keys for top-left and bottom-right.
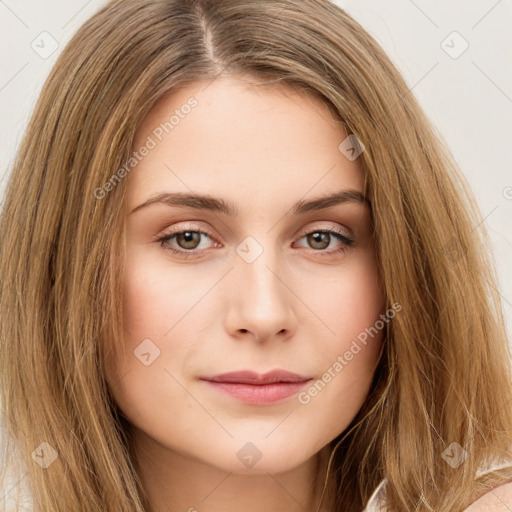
[
  {"x1": 122, "y1": 269, "x2": 166, "y2": 340},
  {"x1": 301, "y1": 249, "x2": 385, "y2": 347},
  {"x1": 293, "y1": 252, "x2": 385, "y2": 426},
  {"x1": 109, "y1": 252, "x2": 190, "y2": 389},
  {"x1": 122, "y1": 249, "x2": 205, "y2": 342},
  {"x1": 108, "y1": 254, "x2": 200, "y2": 429}
]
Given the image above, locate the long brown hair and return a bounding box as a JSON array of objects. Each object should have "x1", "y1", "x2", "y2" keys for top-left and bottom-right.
[{"x1": 1, "y1": 1, "x2": 511, "y2": 510}]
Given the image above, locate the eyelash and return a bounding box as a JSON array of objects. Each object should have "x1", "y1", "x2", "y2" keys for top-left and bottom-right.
[{"x1": 155, "y1": 223, "x2": 355, "y2": 259}]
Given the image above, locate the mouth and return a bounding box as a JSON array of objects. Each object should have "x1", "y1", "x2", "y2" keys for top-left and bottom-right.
[{"x1": 199, "y1": 370, "x2": 313, "y2": 405}]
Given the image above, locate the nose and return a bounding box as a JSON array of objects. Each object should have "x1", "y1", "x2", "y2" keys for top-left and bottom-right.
[{"x1": 223, "y1": 243, "x2": 298, "y2": 343}]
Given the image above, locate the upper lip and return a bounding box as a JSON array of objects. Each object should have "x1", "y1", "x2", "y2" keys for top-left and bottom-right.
[{"x1": 200, "y1": 370, "x2": 312, "y2": 385}]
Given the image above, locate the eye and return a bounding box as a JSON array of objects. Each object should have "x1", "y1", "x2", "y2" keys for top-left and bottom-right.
[
  {"x1": 293, "y1": 227, "x2": 354, "y2": 256},
  {"x1": 156, "y1": 224, "x2": 219, "y2": 258},
  {"x1": 155, "y1": 224, "x2": 355, "y2": 259}
]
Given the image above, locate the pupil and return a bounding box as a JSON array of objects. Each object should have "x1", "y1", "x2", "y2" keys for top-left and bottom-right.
[
  {"x1": 309, "y1": 232, "x2": 329, "y2": 249},
  {"x1": 178, "y1": 231, "x2": 199, "y2": 248}
]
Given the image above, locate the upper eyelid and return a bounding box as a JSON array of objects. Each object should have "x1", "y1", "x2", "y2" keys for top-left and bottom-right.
[
  {"x1": 159, "y1": 222, "x2": 353, "y2": 245},
  {"x1": 296, "y1": 223, "x2": 353, "y2": 238},
  {"x1": 160, "y1": 223, "x2": 217, "y2": 240}
]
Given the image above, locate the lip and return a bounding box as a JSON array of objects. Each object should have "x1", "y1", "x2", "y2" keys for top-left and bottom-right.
[{"x1": 199, "y1": 370, "x2": 313, "y2": 405}]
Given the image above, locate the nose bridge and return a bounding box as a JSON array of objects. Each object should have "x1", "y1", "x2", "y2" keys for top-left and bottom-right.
[
  {"x1": 235, "y1": 234, "x2": 286, "y2": 303},
  {"x1": 226, "y1": 234, "x2": 296, "y2": 339}
]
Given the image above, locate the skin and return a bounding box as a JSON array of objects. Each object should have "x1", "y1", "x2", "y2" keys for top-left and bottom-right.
[
  {"x1": 465, "y1": 483, "x2": 512, "y2": 511},
  {"x1": 106, "y1": 75, "x2": 387, "y2": 512}
]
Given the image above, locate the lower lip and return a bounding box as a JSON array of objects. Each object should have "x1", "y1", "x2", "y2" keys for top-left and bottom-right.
[{"x1": 203, "y1": 380, "x2": 311, "y2": 405}]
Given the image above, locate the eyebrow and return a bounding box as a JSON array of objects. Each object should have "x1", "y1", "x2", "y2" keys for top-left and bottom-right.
[{"x1": 130, "y1": 189, "x2": 370, "y2": 216}]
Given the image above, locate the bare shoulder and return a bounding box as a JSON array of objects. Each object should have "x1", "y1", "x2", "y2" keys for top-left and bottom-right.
[{"x1": 463, "y1": 481, "x2": 512, "y2": 511}]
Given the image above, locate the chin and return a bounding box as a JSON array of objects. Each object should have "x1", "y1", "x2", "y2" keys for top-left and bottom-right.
[{"x1": 189, "y1": 434, "x2": 319, "y2": 475}]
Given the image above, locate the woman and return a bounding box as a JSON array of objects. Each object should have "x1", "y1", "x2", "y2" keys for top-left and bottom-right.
[{"x1": 1, "y1": 1, "x2": 511, "y2": 511}]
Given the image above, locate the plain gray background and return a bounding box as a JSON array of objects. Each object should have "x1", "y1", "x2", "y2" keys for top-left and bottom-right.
[{"x1": 1, "y1": 0, "x2": 511, "y2": 340}]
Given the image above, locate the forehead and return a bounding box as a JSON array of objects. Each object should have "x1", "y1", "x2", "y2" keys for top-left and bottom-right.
[{"x1": 127, "y1": 76, "x2": 363, "y2": 207}]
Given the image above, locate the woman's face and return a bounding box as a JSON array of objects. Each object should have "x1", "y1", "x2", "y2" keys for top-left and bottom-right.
[{"x1": 107, "y1": 75, "x2": 386, "y2": 475}]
